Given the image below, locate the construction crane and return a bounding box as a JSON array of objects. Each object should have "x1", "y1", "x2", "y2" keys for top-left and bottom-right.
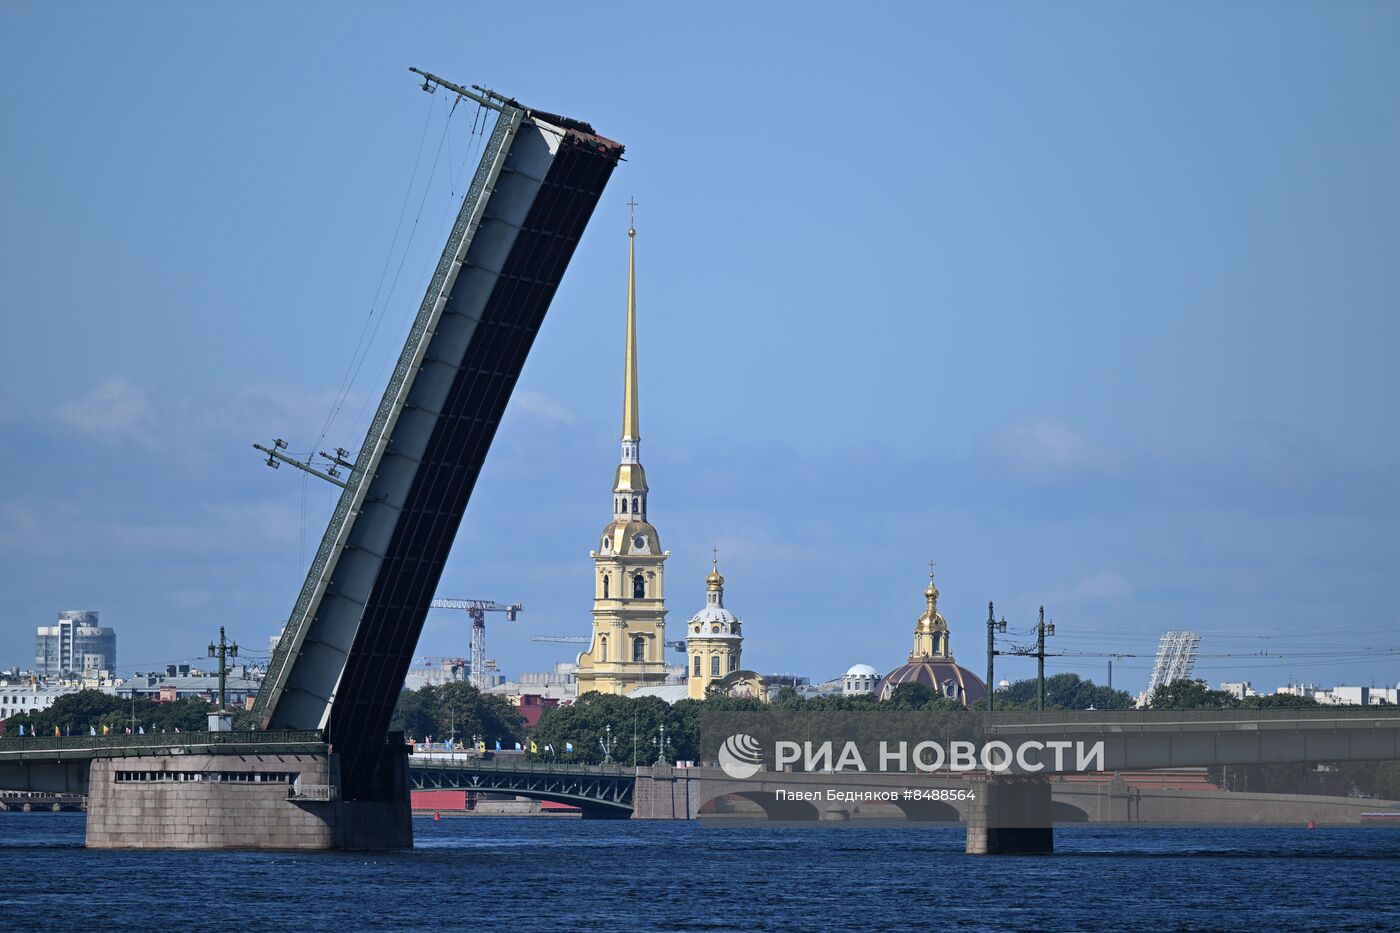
[
  {"x1": 429, "y1": 598, "x2": 523, "y2": 690},
  {"x1": 530, "y1": 634, "x2": 688, "y2": 654}
]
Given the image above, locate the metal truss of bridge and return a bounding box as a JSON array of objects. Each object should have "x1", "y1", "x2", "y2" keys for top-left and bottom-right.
[
  {"x1": 251, "y1": 70, "x2": 625, "y2": 802},
  {"x1": 409, "y1": 757, "x2": 635, "y2": 819}
]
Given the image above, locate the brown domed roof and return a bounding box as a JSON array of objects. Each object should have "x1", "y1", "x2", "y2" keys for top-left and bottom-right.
[{"x1": 880, "y1": 660, "x2": 987, "y2": 705}]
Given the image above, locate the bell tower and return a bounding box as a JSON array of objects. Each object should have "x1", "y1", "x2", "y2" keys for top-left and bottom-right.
[{"x1": 575, "y1": 209, "x2": 670, "y2": 696}]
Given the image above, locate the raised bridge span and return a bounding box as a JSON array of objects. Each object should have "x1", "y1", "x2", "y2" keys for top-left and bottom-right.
[
  {"x1": 0, "y1": 73, "x2": 625, "y2": 849},
  {"x1": 244, "y1": 74, "x2": 623, "y2": 810}
]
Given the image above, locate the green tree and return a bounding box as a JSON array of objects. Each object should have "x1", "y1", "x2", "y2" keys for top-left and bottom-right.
[
  {"x1": 1239, "y1": 693, "x2": 1322, "y2": 709},
  {"x1": 996, "y1": 673, "x2": 1135, "y2": 710},
  {"x1": 533, "y1": 693, "x2": 696, "y2": 764},
  {"x1": 388, "y1": 682, "x2": 522, "y2": 747},
  {"x1": 1148, "y1": 678, "x2": 1240, "y2": 710},
  {"x1": 3, "y1": 689, "x2": 214, "y2": 736}
]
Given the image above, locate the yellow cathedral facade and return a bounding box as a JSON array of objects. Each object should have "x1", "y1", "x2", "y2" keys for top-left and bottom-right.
[
  {"x1": 574, "y1": 218, "x2": 671, "y2": 696},
  {"x1": 574, "y1": 216, "x2": 767, "y2": 702}
]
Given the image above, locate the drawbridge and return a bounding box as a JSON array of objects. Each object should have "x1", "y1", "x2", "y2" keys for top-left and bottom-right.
[{"x1": 251, "y1": 70, "x2": 624, "y2": 800}]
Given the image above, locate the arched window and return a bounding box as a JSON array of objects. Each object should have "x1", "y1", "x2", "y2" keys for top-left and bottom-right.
[
  {"x1": 710, "y1": 655, "x2": 720, "y2": 677},
  {"x1": 633, "y1": 574, "x2": 646, "y2": 599},
  {"x1": 599, "y1": 636, "x2": 608, "y2": 662},
  {"x1": 632, "y1": 635, "x2": 646, "y2": 662},
  {"x1": 622, "y1": 499, "x2": 629, "y2": 513},
  {"x1": 602, "y1": 576, "x2": 610, "y2": 599},
  {"x1": 693, "y1": 655, "x2": 701, "y2": 676},
  {"x1": 632, "y1": 497, "x2": 639, "y2": 512}
]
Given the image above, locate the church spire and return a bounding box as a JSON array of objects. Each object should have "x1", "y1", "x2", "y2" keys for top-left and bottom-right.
[
  {"x1": 612, "y1": 202, "x2": 648, "y2": 520},
  {"x1": 912, "y1": 561, "x2": 951, "y2": 660},
  {"x1": 622, "y1": 197, "x2": 640, "y2": 446}
]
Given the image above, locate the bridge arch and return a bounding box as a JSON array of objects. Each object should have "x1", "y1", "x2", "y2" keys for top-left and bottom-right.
[
  {"x1": 892, "y1": 798, "x2": 962, "y2": 822},
  {"x1": 699, "y1": 790, "x2": 820, "y2": 821},
  {"x1": 1051, "y1": 800, "x2": 1090, "y2": 823}
]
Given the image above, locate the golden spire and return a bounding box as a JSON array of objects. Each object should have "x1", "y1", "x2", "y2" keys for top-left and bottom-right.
[{"x1": 622, "y1": 197, "x2": 640, "y2": 442}]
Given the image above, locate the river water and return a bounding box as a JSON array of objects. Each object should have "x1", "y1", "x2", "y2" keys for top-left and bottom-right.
[{"x1": 5, "y1": 813, "x2": 1398, "y2": 931}]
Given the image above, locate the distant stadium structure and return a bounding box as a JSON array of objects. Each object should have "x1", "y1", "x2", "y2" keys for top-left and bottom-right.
[{"x1": 1138, "y1": 630, "x2": 1201, "y2": 706}]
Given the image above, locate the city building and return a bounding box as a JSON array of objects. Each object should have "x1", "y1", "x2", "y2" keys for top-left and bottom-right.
[
  {"x1": 518, "y1": 663, "x2": 578, "y2": 688},
  {"x1": 1276, "y1": 682, "x2": 1400, "y2": 706},
  {"x1": 1220, "y1": 681, "x2": 1259, "y2": 699},
  {"x1": 880, "y1": 567, "x2": 987, "y2": 705},
  {"x1": 683, "y1": 557, "x2": 766, "y2": 700},
  {"x1": 34, "y1": 610, "x2": 116, "y2": 678},
  {"x1": 842, "y1": 664, "x2": 881, "y2": 696},
  {"x1": 116, "y1": 665, "x2": 261, "y2": 706},
  {"x1": 575, "y1": 220, "x2": 671, "y2": 696},
  {"x1": 0, "y1": 682, "x2": 75, "y2": 721}
]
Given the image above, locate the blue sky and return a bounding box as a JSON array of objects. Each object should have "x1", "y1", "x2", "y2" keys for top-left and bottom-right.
[{"x1": 2, "y1": 1, "x2": 1397, "y2": 694}]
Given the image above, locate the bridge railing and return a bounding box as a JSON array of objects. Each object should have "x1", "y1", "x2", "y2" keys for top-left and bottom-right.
[
  {"x1": 407, "y1": 755, "x2": 630, "y2": 777},
  {"x1": 984, "y1": 709, "x2": 1400, "y2": 724},
  {"x1": 0, "y1": 730, "x2": 326, "y2": 753}
]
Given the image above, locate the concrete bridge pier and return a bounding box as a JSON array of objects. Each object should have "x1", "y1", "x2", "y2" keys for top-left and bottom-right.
[
  {"x1": 85, "y1": 744, "x2": 411, "y2": 850},
  {"x1": 965, "y1": 774, "x2": 1053, "y2": 855}
]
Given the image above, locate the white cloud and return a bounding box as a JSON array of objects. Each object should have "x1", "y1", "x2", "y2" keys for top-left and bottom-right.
[
  {"x1": 1047, "y1": 572, "x2": 1134, "y2": 605},
  {"x1": 990, "y1": 419, "x2": 1122, "y2": 475},
  {"x1": 512, "y1": 390, "x2": 575, "y2": 425},
  {"x1": 56, "y1": 376, "x2": 153, "y2": 440}
]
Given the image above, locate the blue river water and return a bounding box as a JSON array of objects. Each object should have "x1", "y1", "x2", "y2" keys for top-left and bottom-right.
[{"x1": 5, "y1": 813, "x2": 1399, "y2": 931}]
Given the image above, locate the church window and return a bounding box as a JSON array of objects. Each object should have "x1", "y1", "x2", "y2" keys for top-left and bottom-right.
[
  {"x1": 602, "y1": 576, "x2": 610, "y2": 599},
  {"x1": 693, "y1": 655, "x2": 701, "y2": 676},
  {"x1": 710, "y1": 655, "x2": 720, "y2": 677},
  {"x1": 632, "y1": 636, "x2": 646, "y2": 662},
  {"x1": 622, "y1": 499, "x2": 629, "y2": 513},
  {"x1": 633, "y1": 574, "x2": 646, "y2": 599},
  {"x1": 632, "y1": 497, "x2": 639, "y2": 512},
  {"x1": 599, "y1": 636, "x2": 608, "y2": 662},
  {"x1": 730, "y1": 655, "x2": 738, "y2": 673}
]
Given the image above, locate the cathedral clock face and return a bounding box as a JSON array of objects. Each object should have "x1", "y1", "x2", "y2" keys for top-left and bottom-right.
[{"x1": 632, "y1": 534, "x2": 646, "y2": 549}]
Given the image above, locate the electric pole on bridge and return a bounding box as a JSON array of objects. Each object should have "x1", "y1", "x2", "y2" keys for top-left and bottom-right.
[
  {"x1": 986, "y1": 602, "x2": 1007, "y2": 711},
  {"x1": 1035, "y1": 607, "x2": 1055, "y2": 711},
  {"x1": 207, "y1": 627, "x2": 240, "y2": 711}
]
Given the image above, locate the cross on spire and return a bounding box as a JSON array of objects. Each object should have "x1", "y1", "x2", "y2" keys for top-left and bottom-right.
[
  {"x1": 711, "y1": 544, "x2": 719, "y2": 571},
  {"x1": 627, "y1": 196, "x2": 638, "y2": 231},
  {"x1": 928, "y1": 559, "x2": 936, "y2": 582}
]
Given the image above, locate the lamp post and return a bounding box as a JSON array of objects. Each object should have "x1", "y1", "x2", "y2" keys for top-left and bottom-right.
[
  {"x1": 986, "y1": 602, "x2": 1007, "y2": 711},
  {"x1": 206, "y1": 626, "x2": 239, "y2": 711},
  {"x1": 653, "y1": 723, "x2": 670, "y2": 765},
  {"x1": 600, "y1": 723, "x2": 614, "y2": 764}
]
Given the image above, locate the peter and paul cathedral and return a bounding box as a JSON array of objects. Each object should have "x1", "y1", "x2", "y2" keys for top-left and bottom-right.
[{"x1": 574, "y1": 217, "x2": 671, "y2": 696}]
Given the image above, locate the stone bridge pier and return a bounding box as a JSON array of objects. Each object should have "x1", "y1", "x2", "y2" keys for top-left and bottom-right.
[
  {"x1": 964, "y1": 775, "x2": 1052, "y2": 855},
  {"x1": 85, "y1": 744, "x2": 411, "y2": 850}
]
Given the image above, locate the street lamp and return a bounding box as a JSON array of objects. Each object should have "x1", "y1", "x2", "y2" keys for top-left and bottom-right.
[
  {"x1": 653, "y1": 724, "x2": 671, "y2": 765},
  {"x1": 599, "y1": 723, "x2": 614, "y2": 764}
]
